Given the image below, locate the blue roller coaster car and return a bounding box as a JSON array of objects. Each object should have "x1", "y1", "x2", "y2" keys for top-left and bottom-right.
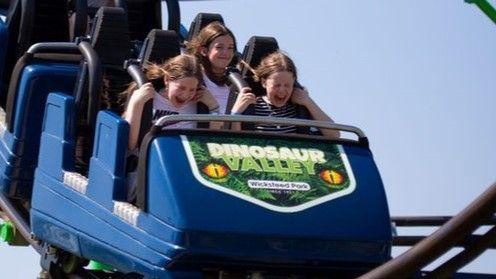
[{"x1": 30, "y1": 94, "x2": 392, "y2": 277}]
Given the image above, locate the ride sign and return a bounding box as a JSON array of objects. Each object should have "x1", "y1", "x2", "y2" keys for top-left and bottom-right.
[{"x1": 182, "y1": 135, "x2": 356, "y2": 212}]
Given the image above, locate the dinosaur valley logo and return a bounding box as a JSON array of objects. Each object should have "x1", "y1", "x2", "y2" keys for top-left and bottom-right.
[{"x1": 181, "y1": 135, "x2": 356, "y2": 212}]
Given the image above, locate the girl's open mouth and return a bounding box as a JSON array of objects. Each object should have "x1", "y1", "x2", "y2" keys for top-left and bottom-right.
[{"x1": 274, "y1": 95, "x2": 287, "y2": 103}]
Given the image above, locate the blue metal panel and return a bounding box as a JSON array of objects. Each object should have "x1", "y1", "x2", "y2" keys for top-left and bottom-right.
[
  {"x1": 36, "y1": 93, "x2": 76, "y2": 177},
  {"x1": 145, "y1": 134, "x2": 391, "y2": 265},
  {"x1": 33, "y1": 103, "x2": 185, "y2": 276},
  {"x1": 0, "y1": 63, "x2": 77, "y2": 198},
  {"x1": 86, "y1": 111, "x2": 129, "y2": 209}
]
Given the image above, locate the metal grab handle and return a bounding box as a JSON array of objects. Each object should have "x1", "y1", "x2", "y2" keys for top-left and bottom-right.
[
  {"x1": 126, "y1": 63, "x2": 147, "y2": 88},
  {"x1": 226, "y1": 67, "x2": 248, "y2": 92},
  {"x1": 27, "y1": 42, "x2": 80, "y2": 54},
  {"x1": 152, "y1": 114, "x2": 366, "y2": 139},
  {"x1": 77, "y1": 41, "x2": 102, "y2": 129},
  {"x1": 24, "y1": 41, "x2": 101, "y2": 129}
]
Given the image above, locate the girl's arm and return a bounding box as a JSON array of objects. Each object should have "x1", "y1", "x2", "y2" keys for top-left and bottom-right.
[
  {"x1": 230, "y1": 87, "x2": 255, "y2": 131},
  {"x1": 291, "y1": 88, "x2": 340, "y2": 138},
  {"x1": 122, "y1": 83, "x2": 155, "y2": 150},
  {"x1": 196, "y1": 86, "x2": 222, "y2": 129}
]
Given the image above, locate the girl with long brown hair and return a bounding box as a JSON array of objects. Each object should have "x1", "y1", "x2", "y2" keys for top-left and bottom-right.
[
  {"x1": 230, "y1": 51, "x2": 339, "y2": 138},
  {"x1": 123, "y1": 54, "x2": 219, "y2": 150},
  {"x1": 186, "y1": 21, "x2": 238, "y2": 115}
]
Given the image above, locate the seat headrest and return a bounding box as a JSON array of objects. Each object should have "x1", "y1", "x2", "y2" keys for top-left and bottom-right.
[
  {"x1": 240, "y1": 36, "x2": 279, "y2": 96},
  {"x1": 1, "y1": 0, "x2": 70, "y2": 107},
  {"x1": 124, "y1": 0, "x2": 162, "y2": 41},
  {"x1": 187, "y1": 13, "x2": 224, "y2": 41},
  {"x1": 86, "y1": 0, "x2": 115, "y2": 18},
  {"x1": 18, "y1": 0, "x2": 70, "y2": 53},
  {"x1": 240, "y1": 36, "x2": 279, "y2": 75},
  {"x1": 91, "y1": 7, "x2": 131, "y2": 67},
  {"x1": 0, "y1": 0, "x2": 10, "y2": 10},
  {"x1": 142, "y1": 29, "x2": 180, "y2": 65}
]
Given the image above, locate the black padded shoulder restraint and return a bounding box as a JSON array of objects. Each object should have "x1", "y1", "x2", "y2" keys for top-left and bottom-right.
[
  {"x1": 240, "y1": 36, "x2": 279, "y2": 97},
  {"x1": 186, "y1": 13, "x2": 224, "y2": 41}
]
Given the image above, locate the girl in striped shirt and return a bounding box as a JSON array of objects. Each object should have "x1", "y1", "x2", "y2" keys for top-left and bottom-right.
[{"x1": 231, "y1": 51, "x2": 339, "y2": 138}]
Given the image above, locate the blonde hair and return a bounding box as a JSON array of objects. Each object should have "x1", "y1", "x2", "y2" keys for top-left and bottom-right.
[{"x1": 122, "y1": 54, "x2": 203, "y2": 101}]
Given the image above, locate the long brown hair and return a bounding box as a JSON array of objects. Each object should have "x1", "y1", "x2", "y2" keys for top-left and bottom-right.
[
  {"x1": 253, "y1": 51, "x2": 298, "y2": 83},
  {"x1": 122, "y1": 54, "x2": 203, "y2": 102},
  {"x1": 186, "y1": 21, "x2": 237, "y2": 84}
]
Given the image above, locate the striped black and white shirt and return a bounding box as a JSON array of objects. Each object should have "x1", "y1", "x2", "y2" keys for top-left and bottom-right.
[{"x1": 252, "y1": 97, "x2": 297, "y2": 133}]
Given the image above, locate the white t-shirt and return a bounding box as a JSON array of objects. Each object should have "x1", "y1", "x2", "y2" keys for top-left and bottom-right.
[
  {"x1": 203, "y1": 74, "x2": 230, "y2": 114},
  {"x1": 152, "y1": 91, "x2": 196, "y2": 129}
]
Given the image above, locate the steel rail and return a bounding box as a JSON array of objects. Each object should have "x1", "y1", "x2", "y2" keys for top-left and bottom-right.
[
  {"x1": 426, "y1": 225, "x2": 496, "y2": 278},
  {"x1": 392, "y1": 215, "x2": 496, "y2": 227},
  {"x1": 153, "y1": 114, "x2": 366, "y2": 139},
  {"x1": 357, "y1": 181, "x2": 496, "y2": 279},
  {"x1": 393, "y1": 235, "x2": 496, "y2": 249}
]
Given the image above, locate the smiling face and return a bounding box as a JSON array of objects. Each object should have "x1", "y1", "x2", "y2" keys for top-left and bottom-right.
[
  {"x1": 262, "y1": 71, "x2": 295, "y2": 107},
  {"x1": 164, "y1": 77, "x2": 199, "y2": 108},
  {"x1": 203, "y1": 35, "x2": 235, "y2": 73}
]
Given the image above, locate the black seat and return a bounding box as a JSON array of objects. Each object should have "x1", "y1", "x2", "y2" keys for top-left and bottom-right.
[
  {"x1": 135, "y1": 29, "x2": 181, "y2": 143},
  {"x1": 74, "y1": 6, "x2": 131, "y2": 174},
  {"x1": 1, "y1": 0, "x2": 71, "y2": 107},
  {"x1": 122, "y1": 0, "x2": 162, "y2": 42},
  {"x1": 142, "y1": 29, "x2": 181, "y2": 65},
  {"x1": 0, "y1": 0, "x2": 9, "y2": 12},
  {"x1": 240, "y1": 36, "x2": 279, "y2": 96},
  {"x1": 186, "y1": 13, "x2": 224, "y2": 41},
  {"x1": 91, "y1": 6, "x2": 132, "y2": 113},
  {"x1": 91, "y1": 7, "x2": 131, "y2": 69}
]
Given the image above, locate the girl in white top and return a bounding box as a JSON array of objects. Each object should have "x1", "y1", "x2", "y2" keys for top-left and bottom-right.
[
  {"x1": 186, "y1": 22, "x2": 237, "y2": 114},
  {"x1": 122, "y1": 54, "x2": 220, "y2": 151}
]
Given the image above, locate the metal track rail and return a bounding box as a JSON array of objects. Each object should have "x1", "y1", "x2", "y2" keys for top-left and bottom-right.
[{"x1": 358, "y1": 181, "x2": 496, "y2": 278}]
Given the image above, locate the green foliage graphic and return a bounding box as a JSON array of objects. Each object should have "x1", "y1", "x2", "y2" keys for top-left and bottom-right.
[{"x1": 187, "y1": 135, "x2": 351, "y2": 207}]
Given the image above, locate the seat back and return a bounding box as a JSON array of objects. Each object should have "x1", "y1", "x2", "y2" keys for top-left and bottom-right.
[
  {"x1": 91, "y1": 6, "x2": 132, "y2": 113},
  {"x1": 1, "y1": 0, "x2": 70, "y2": 107},
  {"x1": 91, "y1": 7, "x2": 131, "y2": 69},
  {"x1": 186, "y1": 13, "x2": 224, "y2": 41},
  {"x1": 72, "y1": 6, "x2": 130, "y2": 174},
  {"x1": 142, "y1": 29, "x2": 180, "y2": 65},
  {"x1": 0, "y1": 49, "x2": 81, "y2": 199},
  {"x1": 122, "y1": 0, "x2": 161, "y2": 42},
  {"x1": 0, "y1": 0, "x2": 9, "y2": 12},
  {"x1": 240, "y1": 36, "x2": 279, "y2": 97}
]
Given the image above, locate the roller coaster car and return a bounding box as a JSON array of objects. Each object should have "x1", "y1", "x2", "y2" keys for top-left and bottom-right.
[
  {"x1": 1, "y1": 2, "x2": 495, "y2": 277},
  {"x1": 0, "y1": 3, "x2": 392, "y2": 277},
  {"x1": 28, "y1": 16, "x2": 392, "y2": 279},
  {"x1": 31, "y1": 110, "x2": 392, "y2": 278}
]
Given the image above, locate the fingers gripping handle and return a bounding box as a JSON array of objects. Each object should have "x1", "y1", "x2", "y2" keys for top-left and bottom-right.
[
  {"x1": 126, "y1": 63, "x2": 147, "y2": 88},
  {"x1": 125, "y1": 61, "x2": 151, "y2": 147}
]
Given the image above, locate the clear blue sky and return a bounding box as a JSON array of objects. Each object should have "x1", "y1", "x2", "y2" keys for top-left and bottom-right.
[{"x1": 1, "y1": 0, "x2": 495, "y2": 277}]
